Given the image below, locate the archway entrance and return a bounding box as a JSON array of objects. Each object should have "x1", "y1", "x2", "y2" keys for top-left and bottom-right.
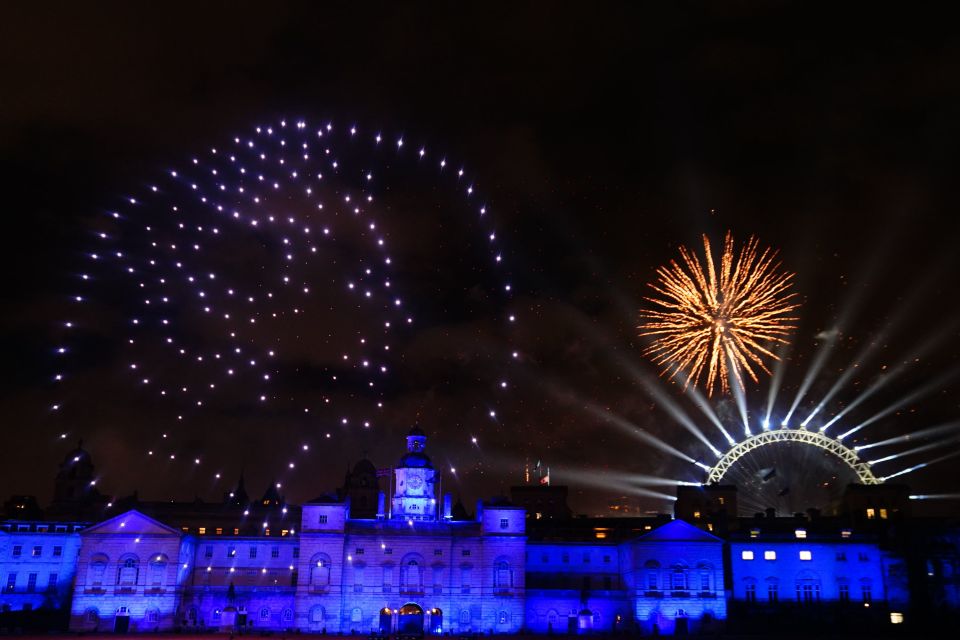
[
  {"x1": 114, "y1": 607, "x2": 130, "y2": 633},
  {"x1": 379, "y1": 608, "x2": 393, "y2": 635},
  {"x1": 398, "y1": 603, "x2": 424, "y2": 637},
  {"x1": 428, "y1": 608, "x2": 442, "y2": 634},
  {"x1": 577, "y1": 609, "x2": 592, "y2": 634}
]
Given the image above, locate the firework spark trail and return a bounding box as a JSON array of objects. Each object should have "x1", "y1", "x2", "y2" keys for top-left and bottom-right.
[{"x1": 640, "y1": 232, "x2": 799, "y2": 397}]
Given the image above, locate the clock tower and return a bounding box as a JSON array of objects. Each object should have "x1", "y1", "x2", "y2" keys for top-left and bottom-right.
[{"x1": 391, "y1": 426, "x2": 438, "y2": 521}]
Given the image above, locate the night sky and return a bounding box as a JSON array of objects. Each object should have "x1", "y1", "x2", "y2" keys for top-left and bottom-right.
[{"x1": 2, "y1": 2, "x2": 959, "y2": 516}]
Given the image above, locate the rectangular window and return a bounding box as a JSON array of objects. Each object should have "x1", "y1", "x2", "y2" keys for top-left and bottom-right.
[
  {"x1": 745, "y1": 583, "x2": 756, "y2": 602},
  {"x1": 750, "y1": 528, "x2": 760, "y2": 538},
  {"x1": 879, "y1": 508, "x2": 888, "y2": 519},
  {"x1": 271, "y1": 546, "x2": 280, "y2": 558},
  {"x1": 741, "y1": 550, "x2": 755, "y2": 560},
  {"x1": 434, "y1": 549, "x2": 442, "y2": 556},
  {"x1": 795, "y1": 529, "x2": 807, "y2": 539},
  {"x1": 462, "y1": 549, "x2": 470, "y2": 557},
  {"x1": 859, "y1": 552, "x2": 869, "y2": 562},
  {"x1": 839, "y1": 583, "x2": 850, "y2": 603},
  {"x1": 233, "y1": 528, "x2": 239, "y2": 536},
  {"x1": 205, "y1": 546, "x2": 213, "y2": 558},
  {"x1": 199, "y1": 527, "x2": 207, "y2": 535},
  {"x1": 841, "y1": 529, "x2": 852, "y2": 538},
  {"x1": 799, "y1": 550, "x2": 812, "y2": 561},
  {"x1": 499, "y1": 518, "x2": 509, "y2": 529},
  {"x1": 318, "y1": 514, "x2": 328, "y2": 524},
  {"x1": 12, "y1": 546, "x2": 22, "y2": 558},
  {"x1": 384, "y1": 548, "x2": 393, "y2": 555},
  {"x1": 228, "y1": 546, "x2": 236, "y2": 557},
  {"x1": 47, "y1": 573, "x2": 57, "y2": 590},
  {"x1": 836, "y1": 551, "x2": 847, "y2": 561},
  {"x1": 249, "y1": 547, "x2": 257, "y2": 559},
  {"x1": 866, "y1": 508, "x2": 875, "y2": 519},
  {"x1": 764, "y1": 550, "x2": 777, "y2": 561},
  {"x1": 31, "y1": 546, "x2": 42, "y2": 557},
  {"x1": 862, "y1": 585, "x2": 872, "y2": 603},
  {"x1": 767, "y1": 583, "x2": 778, "y2": 602},
  {"x1": 216, "y1": 527, "x2": 223, "y2": 535},
  {"x1": 583, "y1": 552, "x2": 590, "y2": 563},
  {"x1": 647, "y1": 573, "x2": 657, "y2": 590},
  {"x1": 26, "y1": 573, "x2": 37, "y2": 593},
  {"x1": 603, "y1": 555, "x2": 611, "y2": 563},
  {"x1": 53, "y1": 546, "x2": 63, "y2": 557},
  {"x1": 562, "y1": 553, "x2": 569, "y2": 563},
  {"x1": 55, "y1": 526, "x2": 67, "y2": 533},
  {"x1": 5, "y1": 573, "x2": 15, "y2": 591},
  {"x1": 355, "y1": 548, "x2": 364, "y2": 555},
  {"x1": 293, "y1": 547, "x2": 300, "y2": 559}
]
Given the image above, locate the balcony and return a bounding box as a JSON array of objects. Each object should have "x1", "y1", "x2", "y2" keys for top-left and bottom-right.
[
  {"x1": 643, "y1": 590, "x2": 663, "y2": 599},
  {"x1": 116, "y1": 587, "x2": 137, "y2": 595},
  {"x1": 493, "y1": 588, "x2": 514, "y2": 597},
  {"x1": 400, "y1": 587, "x2": 425, "y2": 596},
  {"x1": 83, "y1": 587, "x2": 106, "y2": 595},
  {"x1": 308, "y1": 586, "x2": 330, "y2": 594},
  {"x1": 145, "y1": 587, "x2": 167, "y2": 596}
]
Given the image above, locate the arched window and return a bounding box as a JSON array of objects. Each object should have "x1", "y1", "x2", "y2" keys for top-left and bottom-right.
[
  {"x1": 309, "y1": 605, "x2": 325, "y2": 624},
  {"x1": 85, "y1": 608, "x2": 99, "y2": 624},
  {"x1": 88, "y1": 554, "x2": 108, "y2": 587},
  {"x1": 795, "y1": 570, "x2": 821, "y2": 603},
  {"x1": 259, "y1": 607, "x2": 270, "y2": 621},
  {"x1": 145, "y1": 608, "x2": 159, "y2": 624},
  {"x1": 310, "y1": 554, "x2": 331, "y2": 589},
  {"x1": 149, "y1": 554, "x2": 168, "y2": 587},
  {"x1": 404, "y1": 559, "x2": 421, "y2": 592},
  {"x1": 670, "y1": 564, "x2": 687, "y2": 591},
  {"x1": 459, "y1": 609, "x2": 470, "y2": 626},
  {"x1": 117, "y1": 556, "x2": 139, "y2": 586},
  {"x1": 495, "y1": 560, "x2": 512, "y2": 588},
  {"x1": 351, "y1": 607, "x2": 363, "y2": 623},
  {"x1": 282, "y1": 608, "x2": 294, "y2": 622},
  {"x1": 498, "y1": 611, "x2": 509, "y2": 625},
  {"x1": 742, "y1": 577, "x2": 757, "y2": 602},
  {"x1": 766, "y1": 577, "x2": 780, "y2": 602}
]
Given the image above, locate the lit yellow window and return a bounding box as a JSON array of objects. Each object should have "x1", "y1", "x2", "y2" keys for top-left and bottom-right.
[
  {"x1": 233, "y1": 528, "x2": 239, "y2": 535},
  {"x1": 216, "y1": 528, "x2": 223, "y2": 535},
  {"x1": 199, "y1": 527, "x2": 206, "y2": 535},
  {"x1": 879, "y1": 509, "x2": 888, "y2": 519},
  {"x1": 693, "y1": 511, "x2": 701, "y2": 519},
  {"x1": 866, "y1": 508, "x2": 875, "y2": 519}
]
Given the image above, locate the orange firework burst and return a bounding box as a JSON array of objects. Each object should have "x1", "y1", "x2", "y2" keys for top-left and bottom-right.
[{"x1": 639, "y1": 232, "x2": 799, "y2": 396}]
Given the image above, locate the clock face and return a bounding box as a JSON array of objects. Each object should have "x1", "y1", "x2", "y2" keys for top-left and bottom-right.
[{"x1": 407, "y1": 474, "x2": 423, "y2": 490}]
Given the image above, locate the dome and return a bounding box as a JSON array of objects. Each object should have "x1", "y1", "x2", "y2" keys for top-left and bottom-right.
[
  {"x1": 352, "y1": 459, "x2": 377, "y2": 476},
  {"x1": 398, "y1": 451, "x2": 434, "y2": 469}
]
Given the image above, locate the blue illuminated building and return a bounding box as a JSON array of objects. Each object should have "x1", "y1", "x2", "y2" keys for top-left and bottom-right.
[{"x1": 2, "y1": 433, "x2": 959, "y2": 635}]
